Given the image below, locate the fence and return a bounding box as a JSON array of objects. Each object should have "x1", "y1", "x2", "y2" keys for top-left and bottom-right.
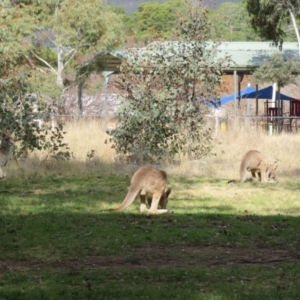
[
  {"x1": 208, "y1": 115, "x2": 300, "y2": 135},
  {"x1": 37, "y1": 114, "x2": 300, "y2": 136}
]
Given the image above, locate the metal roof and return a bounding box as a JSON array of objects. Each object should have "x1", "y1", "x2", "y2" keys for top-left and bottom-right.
[
  {"x1": 215, "y1": 41, "x2": 299, "y2": 74},
  {"x1": 79, "y1": 49, "x2": 125, "y2": 74},
  {"x1": 82, "y1": 41, "x2": 299, "y2": 75}
]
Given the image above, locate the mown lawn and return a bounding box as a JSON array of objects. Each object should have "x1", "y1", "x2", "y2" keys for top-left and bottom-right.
[{"x1": 0, "y1": 170, "x2": 300, "y2": 300}]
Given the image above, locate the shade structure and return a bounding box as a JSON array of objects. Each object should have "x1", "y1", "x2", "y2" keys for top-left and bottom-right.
[
  {"x1": 220, "y1": 85, "x2": 299, "y2": 107},
  {"x1": 242, "y1": 86, "x2": 298, "y2": 101},
  {"x1": 220, "y1": 86, "x2": 256, "y2": 106}
]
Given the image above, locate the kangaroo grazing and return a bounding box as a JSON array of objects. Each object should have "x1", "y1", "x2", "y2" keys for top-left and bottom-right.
[
  {"x1": 111, "y1": 166, "x2": 172, "y2": 214},
  {"x1": 146, "y1": 191, "x2": 170, "y2": 210},
  {"x1": 228, "y1": 150, "x2": 278, "y2": 183},
  {"x1": 0, "y1": 132, "x2": 14, "y2": 179}
]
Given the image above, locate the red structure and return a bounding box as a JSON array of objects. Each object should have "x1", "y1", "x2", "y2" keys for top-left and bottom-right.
[
  {"x1": 288, "y1": 100, "x2": 300, "y2": 132},
  {"x1": 290, "y1": 100, "x2": 300, "y2": 116},
  {"x1": 264, "y1": 101, "x2": 282, "y2": 119}
]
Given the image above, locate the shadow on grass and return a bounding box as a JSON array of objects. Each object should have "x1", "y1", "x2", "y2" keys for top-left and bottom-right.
[
  {"x1": 1, "y1": 208, "x2": 300, "y2": 300},
  {"x1": 0, "y1": 171, "x2": 300, "y2": 300},
  {"x1": 172, "y1": 176, "x2": 228, "y2": 185}
]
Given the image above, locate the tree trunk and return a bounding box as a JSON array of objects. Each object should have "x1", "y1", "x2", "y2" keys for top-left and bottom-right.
[
  {"x1": 287, "y1": 7, "x2": 300, "y2": 58},
  {"x1": 57, "y1": 45, "x2": 64, "y2": 87}
]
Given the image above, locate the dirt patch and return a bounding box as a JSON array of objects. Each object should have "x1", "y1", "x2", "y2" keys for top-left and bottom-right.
[{"x1": 1, "y1": 245, "x2": 300, "y2": 272}]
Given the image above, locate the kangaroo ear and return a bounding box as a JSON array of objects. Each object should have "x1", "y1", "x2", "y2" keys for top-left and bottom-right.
[{"x1": 165, "y1": 188, "x2": 171, "y2": 197}]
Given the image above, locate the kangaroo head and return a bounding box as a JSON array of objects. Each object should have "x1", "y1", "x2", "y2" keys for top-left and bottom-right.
[
  {"x1": 267, "y1": 163, "x2": 277, "y2": 181},
  {"x1": 159, "y1": 188, "x2": 172, "y2": 209}
]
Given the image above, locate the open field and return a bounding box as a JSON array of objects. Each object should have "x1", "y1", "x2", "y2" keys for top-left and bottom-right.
[{"x1": 1, "y1": 120, "x2": 300, "y2": 299}]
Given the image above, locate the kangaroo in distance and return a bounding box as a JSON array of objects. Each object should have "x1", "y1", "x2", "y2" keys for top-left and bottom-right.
[
  {"x1": 0, "y1": 131, "x2": 14, "y2": 179},
  {"x1": 228, "y1": 150, "x2": 278, "y2": 183},
  {"x1": 111, "y1": 166, "x2": 172, "y2": 214}
]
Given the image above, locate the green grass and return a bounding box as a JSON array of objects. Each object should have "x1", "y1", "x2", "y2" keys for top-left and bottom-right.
[{"x1": 0, "y1": 170, "x2": 300, "y2": 299}]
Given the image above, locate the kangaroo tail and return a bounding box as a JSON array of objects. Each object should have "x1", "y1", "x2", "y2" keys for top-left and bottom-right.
[{"x1": 112, "y1": 185, "x2": 141, "y2": 212}]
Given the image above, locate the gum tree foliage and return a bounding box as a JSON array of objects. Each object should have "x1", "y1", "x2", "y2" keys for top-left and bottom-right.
[
  {"x1": 108, "y1": 0, "x2": 229, "y2": 163},
  {"x1": 110, "y1": 0, "x2": 186, "y2": 45},
  {"x1": 208, "y1": 2, "x2": 262, "y2": 41},
  {"x1": 253, "y1": 52, "x2": 300, "y2": 111},
  {"x1": 129, "y1": 0, "x2": 185, "y2": 42},
  {"x1": 109, "y1": 5, "x2": 136, "y2": 40},
  {"x1": 0, "y1": 0, "x2": 123, "y2": 98},
  {"x1": 253, "y1": 52, "x2": 300, "y2": 90},
  {"x1": 0, "y1": 0, "x2": 122, "y2": 159},
  {"x1": 0, "y1": 4, "x2": 68, "y2": 159},
  {"x1": 0, "y1": 76, "x2": 70, "y2": 160},
  {"x1": 245, "y1": 0, "x2": 300, "y2": 56}
]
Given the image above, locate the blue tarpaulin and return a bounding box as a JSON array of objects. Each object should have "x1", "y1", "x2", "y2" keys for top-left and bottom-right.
[
  {"x1": 220, "y1": 85, "x2": 298, "y2": 106},
  {"x1": 243, "y1": 86, "x2": 298, "y2": 101},
  {"x1": 220, "y1": 86, "x2": 255, "y2": 105}
]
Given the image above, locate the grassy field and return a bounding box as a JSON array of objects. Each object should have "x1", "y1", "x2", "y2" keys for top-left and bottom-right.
[{"x1": 1, "y1": 120, "x2": 300, "y2": 299}]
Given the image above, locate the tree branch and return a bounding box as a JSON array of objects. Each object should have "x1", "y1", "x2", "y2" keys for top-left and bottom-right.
[
  {"x1": 63, "y1": 42, "x2": 91, "y2": 68},
  {"x1": 30, "y1": 51, "x2": 58, "y2": 75},
  {"x1": 63, "y1": 48, "x2": 77, "y2": 68},
  {"x1": 24, "y1": 54, "x2": 47, "y2": 73}
]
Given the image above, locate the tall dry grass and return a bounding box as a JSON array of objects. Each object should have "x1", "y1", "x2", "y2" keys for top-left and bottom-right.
[
  {"x1": 153, "y1": 118, "x2": 299, "y2": 180},
  {"x1": 63, "y1": 119, "x2": 116, "y2": 163},
  {"x1": 7, "y1": 118, "x2": 300, "y2": 180},
  {"x1": 203, "y1": 121, "x2": 300, "y2": 180},
  {"x1": 7, "y1": 119, "x2": 117, "y2": 178}
]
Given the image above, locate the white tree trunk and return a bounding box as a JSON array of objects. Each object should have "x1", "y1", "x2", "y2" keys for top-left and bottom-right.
[
  {"x1": 271, "y1": 82, "x2": 277, "y2": 108},
  {"x1": 57, "y1": 45, "x2": 64, "y2": 87},
  {"x1": 287, "y1": 7, "x2": 300, "y2": 58}
]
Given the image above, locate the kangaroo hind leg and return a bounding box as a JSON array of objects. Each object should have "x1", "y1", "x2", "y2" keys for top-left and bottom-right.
[
  {"x1": 139, "y1": 194, "x2": 148, "y2": 212},
  {"x1": 148, "y1": 192, "x2": 168, "y2": 215}
]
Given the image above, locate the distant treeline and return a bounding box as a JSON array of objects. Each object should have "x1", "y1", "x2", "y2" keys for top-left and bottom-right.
[
  {"x1": 108, "y1": 0, "x2": 167, "y2": 13},
  {"x1": 107, "y1": 0, "x2": 241, "y2": 13},
  {"x1": 108, "y1": 0, "x2": 296, "y2": 45}
]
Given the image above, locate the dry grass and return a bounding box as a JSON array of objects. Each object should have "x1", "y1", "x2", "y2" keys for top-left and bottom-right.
[
  {"x1": 206, "y1": 121, "x2": 300, "y2": 180},
  {"x1": 6, "y1": 119, "x2": 300, "y2": 181},
  {"x1": 168, "y1": 120, "x2": 300, "y2": 180},
  {"x1": 7, "y1": 119, "x2": 117, "y2": 178},
  {"x1": 62, "y1": 119, "x2": 117, "y2": 163}
]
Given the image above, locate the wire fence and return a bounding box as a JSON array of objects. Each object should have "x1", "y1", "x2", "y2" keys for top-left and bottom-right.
[
  {"x1": 207, "y1": 115, "x2": 300, "y2": 135},
  {"x1": 39, "y1": 114, "x2": 300, "y2": 136}
]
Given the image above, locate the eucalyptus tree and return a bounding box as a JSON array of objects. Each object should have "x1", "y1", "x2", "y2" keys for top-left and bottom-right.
[
  {"x1": 253, "y1": 52, "x2": 300, "y2": 112},
  {"x1": 108, "y1": 0, "x2": 229, "y2": 164},
  {"x1": 0, "y1": 0, "x2": 123, "y2": 159},
  {"x1": 0, "y1": 0, "x2": 123, "y2": 97},
  {"x1": 130, "y1": 0, "x2": 185, "y2": 42},
  {"x1": 246, "y1": 0, "x2": 300, "y2": 56},
  {"x1": 208, "y1": 2, "x2": 261, "y2": 41},
  {"x1": 110, "y1": 5, "x2": 133, "y2": 37},
  {"x1": 253, "y1": 52, "x2": 299, "y2": 90}
]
